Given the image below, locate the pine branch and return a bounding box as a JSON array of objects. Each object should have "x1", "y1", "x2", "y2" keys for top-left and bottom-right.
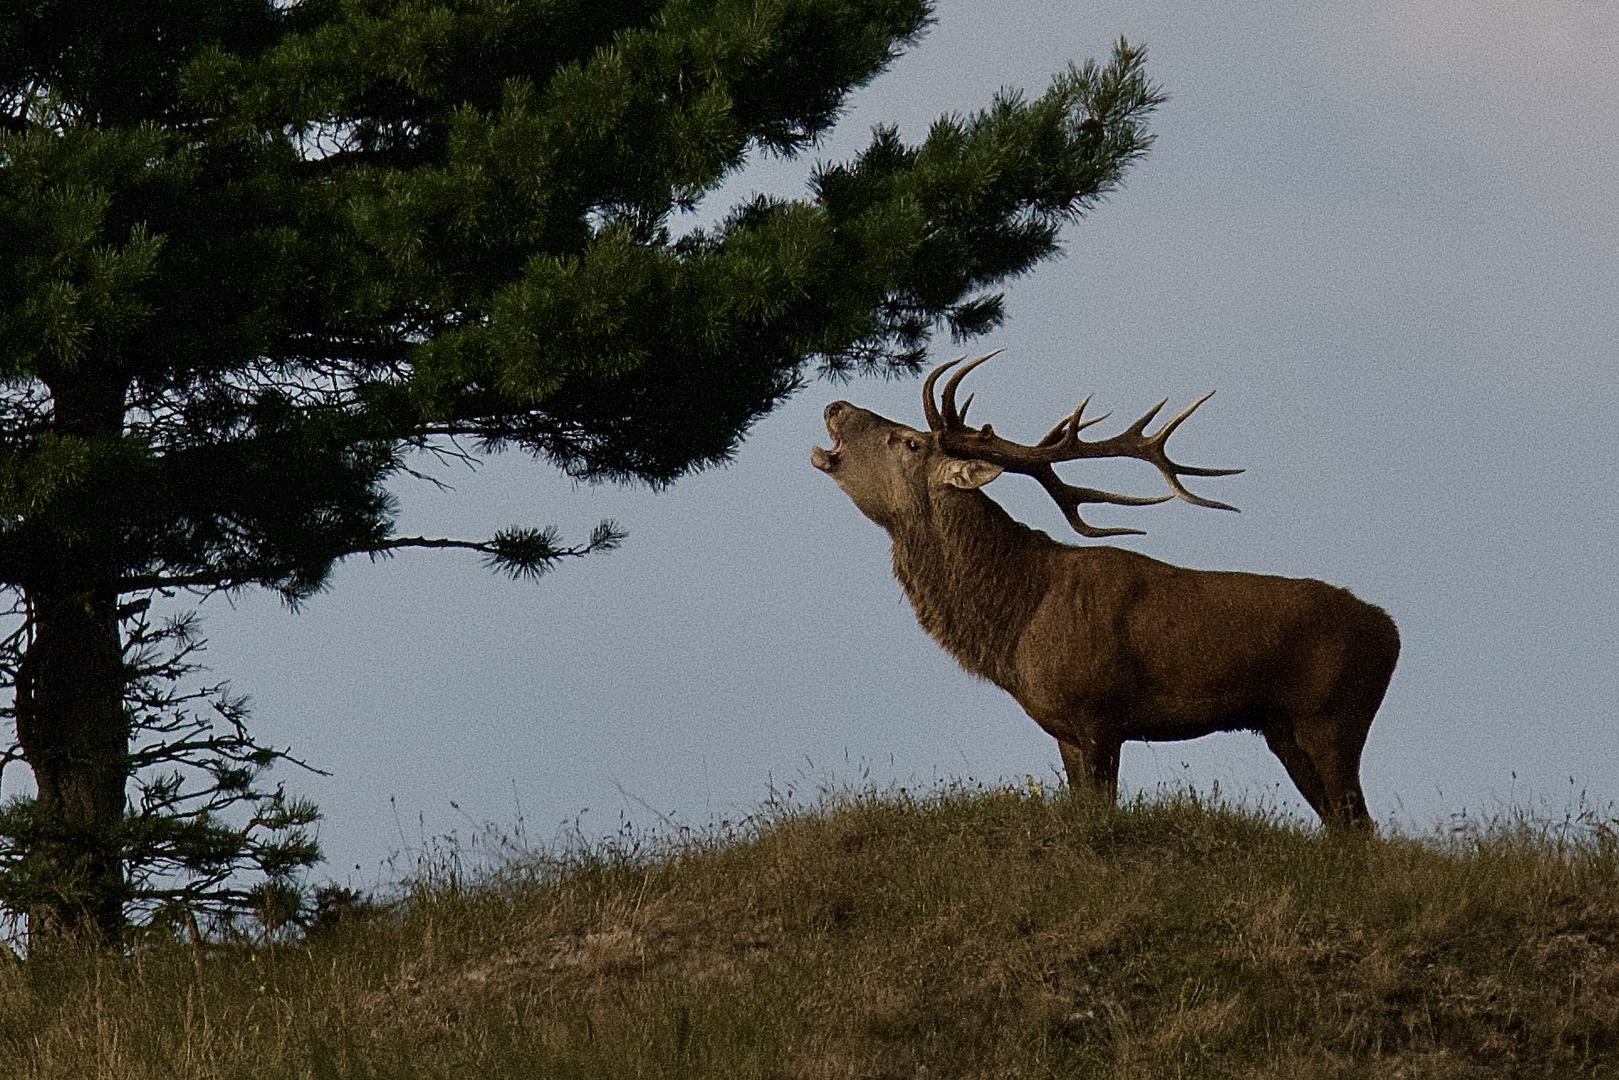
[
  {"x1": 361, "y1": 521, "x2": 627, "y2": 581},
  {"x1": 116, "y1": 520, "x2": 626, "y2": 594}
]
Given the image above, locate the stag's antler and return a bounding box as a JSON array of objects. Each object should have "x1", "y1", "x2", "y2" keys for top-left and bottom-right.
[{"x1": 922, "y1": 353, "x2": 1243, "y2": 538}]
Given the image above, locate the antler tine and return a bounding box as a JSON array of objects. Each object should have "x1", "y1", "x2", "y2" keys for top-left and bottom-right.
[
  {"x1": 921, "y1": 356, "x2": 965, "y2": 431},
  {"x1": 957, "y1": 392, "x2": 975, "y2": 426},
  {"x1": 1124, "y1": 399, "x2": 1168, "y2": 437},
  {"x1": 1139, "y1": 443, "x2": 1243, "y2": 513},
  {"x1": 1151, "y1": 391, "x2": 1215, "y2": 442},
  {"x1": 1029, "y1": 463, "x2": 1172, "y2": 538},
  {"x1": 1138, "y1": 391, "x2": 1246, "y2": 509},
  {"x1": 1143, "y1": 393, "x2": 1244, "y2": 478},
  {"x1": 1074, "y1": 413, "x2": 1111, "y2": 432},
  {"x1": 939, "y1": 350, "x2": 1001, "y2": 428},
  {"x1": 1162, "y1": 472, "x2": 1242, "y2": 511},
  {"x1": 1038, "y1": 395, "x2": 1104, "y2": 447}
]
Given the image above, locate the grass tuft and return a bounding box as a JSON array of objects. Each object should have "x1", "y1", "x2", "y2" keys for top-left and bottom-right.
[{"x1": 4, "y1": 785, "x2": 1619, "y2": 1077}]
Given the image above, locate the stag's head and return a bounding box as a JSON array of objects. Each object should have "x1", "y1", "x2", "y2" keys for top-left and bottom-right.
[
  {"x1": 812, "y1": 352, "x2": 1243, "y2": 537},
  {"x1": 811, "y1": 398, "x2": 1003, "y2": 529}
]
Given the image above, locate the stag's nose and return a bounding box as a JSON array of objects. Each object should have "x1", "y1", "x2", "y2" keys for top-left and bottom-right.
[{"x1": 824, "y1": 401, "x2": 847, "y2": 421}]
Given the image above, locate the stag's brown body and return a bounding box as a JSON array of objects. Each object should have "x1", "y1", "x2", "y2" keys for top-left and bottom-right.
[{"x1": 813, "y1": 357, "x2": 1399, "y2": 829}]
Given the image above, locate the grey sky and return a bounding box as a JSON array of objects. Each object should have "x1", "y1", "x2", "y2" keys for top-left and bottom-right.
[{"x1": 191, "y1": 0, "x2": 1617, "y2": 880}]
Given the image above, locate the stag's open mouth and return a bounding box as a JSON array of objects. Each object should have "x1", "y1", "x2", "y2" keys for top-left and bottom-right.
[{"x1": 811, "y1": 438, "x2": 844, "y2": 473}]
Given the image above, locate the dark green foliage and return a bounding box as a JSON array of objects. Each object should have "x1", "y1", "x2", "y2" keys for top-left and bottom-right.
[
  {"x1": 0, "y1": 0, "x2": 1164, "y2": 589},
  {"x1": 0, "y1": 0, "x2": 1163, "y2": 940}
]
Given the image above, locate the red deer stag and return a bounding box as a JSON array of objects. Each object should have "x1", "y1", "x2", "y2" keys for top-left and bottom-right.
[{"x1": 811, "y1": 353, "x2": 1399, "y2": 829}]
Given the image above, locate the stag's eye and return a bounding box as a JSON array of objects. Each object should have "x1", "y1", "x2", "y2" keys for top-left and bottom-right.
[{"x1": 904, "y1": 437, "x2": 922, "y2": 452}]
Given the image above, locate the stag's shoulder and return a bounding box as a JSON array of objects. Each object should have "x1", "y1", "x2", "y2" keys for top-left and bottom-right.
[{"x1": 1051, "y1": 542, "x2": 1189, "y2": 578}]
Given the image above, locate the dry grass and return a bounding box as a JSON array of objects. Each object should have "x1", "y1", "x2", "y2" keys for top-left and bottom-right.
[{"x1": 3, "y1": 785, "x2": 1619, "y2": 1078}]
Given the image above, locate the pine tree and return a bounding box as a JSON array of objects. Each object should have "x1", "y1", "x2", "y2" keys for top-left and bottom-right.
[{"x1": 0, "y1": 0, "x2": 1162, "y2": 945}]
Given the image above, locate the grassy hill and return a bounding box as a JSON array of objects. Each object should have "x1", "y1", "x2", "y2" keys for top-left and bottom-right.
[{"x1": 3, "y1": 785, "x2": 1618, "y2": 1078}]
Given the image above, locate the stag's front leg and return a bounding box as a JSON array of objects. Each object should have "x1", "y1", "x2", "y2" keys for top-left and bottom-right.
[{"x1": 1057, "y1": 732, "x2": 1121, "y2": 803}]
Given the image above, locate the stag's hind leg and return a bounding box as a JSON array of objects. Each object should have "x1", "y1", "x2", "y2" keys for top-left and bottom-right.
[
  {"x1": 1289, "y1": 605, "x2": 1398, "y2": 830},
  {"x1": 1262, "y1": 723, "x2": 1331, "y2": 822},
  {"x1": 1291, "y1": 714, "x2": 1373, "y2": 830},
  {"x1": 1057, "y1": 733, "x2": 1122, "y2": 803}
]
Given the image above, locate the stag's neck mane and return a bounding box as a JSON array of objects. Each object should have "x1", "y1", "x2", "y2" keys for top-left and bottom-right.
[{"x1": 887, "y1": 487, "x2": 1056, "y2": 689}]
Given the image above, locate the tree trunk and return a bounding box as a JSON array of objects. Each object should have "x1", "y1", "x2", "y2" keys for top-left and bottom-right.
[
  {"x1": 12, "y1": 370, "x2": 134, "y2": 946},
  {"x1": 13, "y1": 584, "x2": 130, "y2": 946}
]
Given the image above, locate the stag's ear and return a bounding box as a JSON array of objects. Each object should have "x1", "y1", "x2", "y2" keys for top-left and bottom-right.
[{"x1": 934, "y1": 457, "x2": 1004, "y2": 490}]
